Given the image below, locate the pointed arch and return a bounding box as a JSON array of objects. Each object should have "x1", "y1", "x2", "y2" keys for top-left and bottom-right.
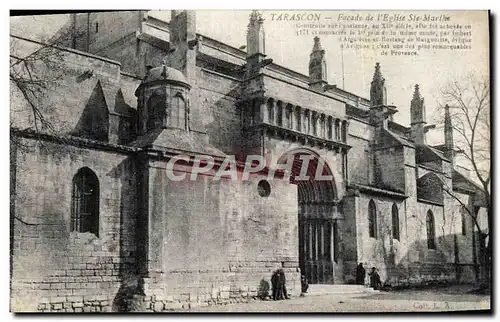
[
  {"x1": 417, "y1": 172, "x2": 445, "y2": 204},
  {"x1": 171, "y1": 92, "x2": 186, "y2": 129},
  {"x1": 278, "y1": 148, "x2": 339, "y2": 284},
  {"x1": 276, "y1": 101, "x2": 283, "y2": 126},
  {"x1": 426, "y1": 210, "x2": 436, "y2": 249},
  {"x1": 276, "y1": 148, "x2": 340, "y2": 202},
  {"x1": 71, "y1": 167, "x2": 100, "y2": 236},
  {"x1": 334, "y1": 119, "x2": 340, "y2": 141},
  {"x1": 368, "y1": 199, "x2": 377, "y2": 238},
  {"x1": 392, "y1": 203, "x2": 400, "y2": 241},
  {"x1": 147, "y1": 93, "x2": 166, "y2": 131}
]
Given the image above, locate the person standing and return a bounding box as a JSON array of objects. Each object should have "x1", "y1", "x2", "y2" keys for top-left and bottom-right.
[
  {"x1": 271, "y1": 269, "x2": 280, "y2": 301},
  {"x1": 278, "y1": 268, "x2": 289, "y2": 300},
  {"x1": 368, "y1": 267, "x2": 382, "y2": 290},
  {"x1": 356, "y1": 263, "x2": 366, "y2": 285}
]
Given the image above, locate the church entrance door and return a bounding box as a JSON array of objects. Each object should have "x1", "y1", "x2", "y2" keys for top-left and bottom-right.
[{"x1": 278, "y1": 150, "x2": 340, "y2": 284}]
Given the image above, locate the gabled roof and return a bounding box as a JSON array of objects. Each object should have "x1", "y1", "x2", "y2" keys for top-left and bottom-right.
[
  {"x1": 416, "y1": 144, "x2": 449, "y2": 163},
  {"x1": 451, "y1": 169, "x2": 488, "y2": 207},
  {"x1": 388, "y1": 121, "x2": 410, "y2": 136},
  {"x1": 374, "y1": 128, "x2": 414, "y2": 149},
  {"x1": 452, "y1": 169, "x2": 483, "y2": 192}
]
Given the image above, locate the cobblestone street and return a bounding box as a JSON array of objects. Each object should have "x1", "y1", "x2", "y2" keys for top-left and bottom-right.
[{"x1": 188, "y1": 286, "x2": 491, "y2": 313}]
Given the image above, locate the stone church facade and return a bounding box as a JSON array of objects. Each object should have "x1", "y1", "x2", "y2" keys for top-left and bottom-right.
[{"x1": 10, "y1": 11, "x2": 487, "y2": 312}]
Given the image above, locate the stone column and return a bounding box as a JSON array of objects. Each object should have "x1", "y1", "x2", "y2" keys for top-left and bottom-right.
[
  {"x1": 302, "y1": 111, "x2": 306, "y2": 134},
  {"x1": 289, "y1": 104, "x2": 295, "y2": 130},
  {"x1": 273, "y1": 100, "x2": 279, "y2": 126},
  {"x1": 328, "y1": 116, "x2": 333, "y2": 140},
  {"x1": 305, "y1": 111, "x2": 311, "y2": 135},
  {"x1": 295, "y1": 106, "x2": 302, "y2": 132},
  {"x1": 321, "y1": 114, "x2": 326, "y2": 138},
  {"x1": 307, "y1": 221, "x2": 312, "y2": 283},
  {"x1": 266, "y1": 99, "x2": 274, "y2": 125},
  {"x1": 260, "y1": 98, "x2": 268, "y2": 124},
  {"x1": 330, "y1": 220, "x2": 334, "y2": 263},
  {"x1": 335, "y1": 119, "x2": 340, "y2": 141},
  {"x1": 341, "y1": 120, "x2": 348, "y2": 142},
  {"x1": 319, "y1": 222, "x2": 324, "y2": 260},
  {"x1": 315, "y1": 113, "x2": 321, "y2": 137}
]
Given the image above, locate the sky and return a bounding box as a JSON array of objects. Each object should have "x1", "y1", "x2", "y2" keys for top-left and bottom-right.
[{"x1": 10, "y1": 10, "x2": 490, "y2": 144}]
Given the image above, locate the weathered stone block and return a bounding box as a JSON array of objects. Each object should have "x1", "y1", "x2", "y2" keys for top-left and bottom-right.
[
  {"x1": 164, "y1": 302, "x2": 183, "y2": 311},
  {"x1": 153, "y1": 302, "x2": 164, "y2": 312}
]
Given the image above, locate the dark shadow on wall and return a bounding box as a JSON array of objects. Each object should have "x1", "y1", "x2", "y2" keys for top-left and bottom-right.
[
  {"x1": 72, "y1": 80, "x2": 109, "y2": 142},
  {"x1": 202, "y1": 84, "x2": 243, "y2": 158},
  {"x1": 106, "y1": 155, "x2": 145, "y2": 312},
  {"x1": 257, "y1": 278, "x2": 271, "y2": 300},
  {"x1": 114, "y1": 89, "x2": 137, "y2": 145}
]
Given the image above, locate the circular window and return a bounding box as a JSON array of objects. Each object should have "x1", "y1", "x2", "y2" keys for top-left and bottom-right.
[{"x1": 257, "y1": 180, "x2": 271, "y2": 197}]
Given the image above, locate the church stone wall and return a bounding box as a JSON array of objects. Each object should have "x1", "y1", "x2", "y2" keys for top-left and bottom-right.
[
  {"x1": 11, "y1": 36, "x2": 141, "y2": 145},
  {"x1": 346, "y1": 135, "x2": 371, "y2": 186},
  {"x1": 402, "y1": 202, "x2": 456, "y2": 285},
  {"x1": 341, "y1": 193, "x2": 359, "y2": 283},
  {"x1": 262, "y1": 76, "x2": 346, "y2": 119},
  {"x1": 355, "y1": 194, "x2": 404, "y2": 283},
  {"x1": 196, "y1": 68, "x2": 242, "y2": 156},
  {"x1": 11, "y1": 138, "x2": 138, "y2": 312},
  {"x1": 73, "y1": 12, "x2": 141, "y2": 59},
  {"x1": 142, "y1": 164, "x2": 301, "y2": 311},
  {"x1": 264, "y1": 138, "x2": 345, "y2": 187},
  {"x1": 373, "y1": 146, "x2": 406, "y2": 192}
]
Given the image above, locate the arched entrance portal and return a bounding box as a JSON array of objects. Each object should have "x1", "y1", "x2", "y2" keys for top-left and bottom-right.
[{"x1": 278, "y1": 150, "x2": 341, "y2": 284}]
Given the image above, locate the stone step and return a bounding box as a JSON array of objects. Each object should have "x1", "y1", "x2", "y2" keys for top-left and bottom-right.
[{"x1": 306, "y1": 284, "x2": 379, "y2": 296}]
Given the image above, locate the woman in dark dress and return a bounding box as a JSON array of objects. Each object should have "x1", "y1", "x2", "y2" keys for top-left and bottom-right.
[
  {"x1": 368, "y1": 267, "x2": 382, "y2": 290},
  {"x1": 356, "y1": 263, "x2": 366, "y2": 285}
]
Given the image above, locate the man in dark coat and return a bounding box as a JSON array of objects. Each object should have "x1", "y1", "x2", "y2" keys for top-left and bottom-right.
[
  {"x1": 300, "y1": 275, "x2": 309, "y2": 294},
  {"x1": 356, "y1": 263, "x2": 366, "y2": 285},
  {"x1": 278, "y1": 268, "x2": 289, "y2": 300},
  {"x1": 368, "y1": 267, "x2": 382, "y2": 290},
  {"x1": 271, "y1": 270, "x2": 280, "y2": 300}
]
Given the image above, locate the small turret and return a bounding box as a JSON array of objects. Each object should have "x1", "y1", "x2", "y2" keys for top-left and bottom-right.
[
  {"x1": 246, "y1": 11, "x2": 266, "y2": 58},
  {"x1": 309, "y1": 36, "x2": 328, "y2": 91},
  {"x1": 410, "y1": 84, "x2": 427, "y2": 144},
  {"x1": 444, "y1": 104, "x2": 454, "y2": 162},
  {"x1": 370, "y1": 62, "x2": 387, "y2": 107}
]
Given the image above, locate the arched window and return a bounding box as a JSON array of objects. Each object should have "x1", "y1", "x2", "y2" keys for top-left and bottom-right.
[
  {"x1": 285, "y1": 104, "x2": 293, "y2": 129},
  {"x1": 276, "y1": 101, "x2": 283, "y2": 126},
  {"x1": 392, "y1": 203, "x2": 400, "y2": 241},
  {"x1": 304, "y1": 110, "x2": 310, "y2": 134},
  {"x1": 71, "y1": 167, "x2": 99, "y2": 236},
  {"x1": 368, "y1": 200, "x2": 377, "y2": 238},
  {"x1": 147, "y1": 94, "x2": 166, "y2": 131},
  {"x1": 171, "y1": 93, "x2": 186, "y2": 129},
  {"x1": 426, "y1": 210, "x2": 436, "y2": 249},
  {"x1": 312, "y1": 112, "x2": 317, "y2": 136},
  {"x1": 334, "y1": 119, "x2": 340, "y2": 141},
  {"x1": 327, "y1": 116, "x2": 333, "y2": 139},
  {"x1": 295, "y1": 107, "x2": 301, "y2": 131},
  {"x1": 461, "y1": 206, "x2": 467, "y2": 236},
  {"x1": 320, "y1": 115, "x2": 326, "y2": 138}
]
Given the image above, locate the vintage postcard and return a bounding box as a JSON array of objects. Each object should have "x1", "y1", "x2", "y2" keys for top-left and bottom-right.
[{"x1": 9, "y1": 10, "x2": 491, "y2": 313}]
